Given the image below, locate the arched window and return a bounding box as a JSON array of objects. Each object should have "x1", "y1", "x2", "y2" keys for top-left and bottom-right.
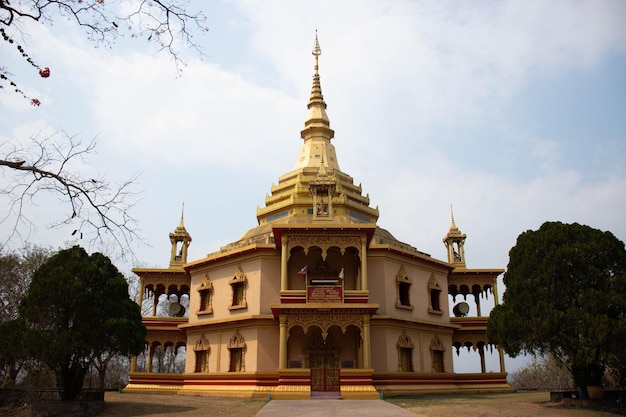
[
  {"x1": 397, "y1": 331, "x2": 414, "y2": 372},
  {"x1": 197, "y1": 274, "x2": 214, "y2": 314},
  {"x1": 395, "y1": 266, "x2": 413, "y2": 310},
  {"x1": 430, "y1": 336, "x2": 445, "y2": 372},
  {"x1": 228, "y1": 266, "x2": 248, "y2": 310},
  {"x1": 228, "y1": 331, "x2": 246, "y2": 372},
  {"x1": 428, "y1": 274, "x2": 442, "y2": 314},
  {"x1": 194, "y1": 335, "x2": 210, "y2": 373}
]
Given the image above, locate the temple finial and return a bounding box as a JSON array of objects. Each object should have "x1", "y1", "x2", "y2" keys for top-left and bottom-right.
[
  {"x1": 179, "y1": 202, "x2": 185, "y2": 228},
  {"x1": 298, "y1": 31, "x2": 336, "y2": 168},
  {"x1": 449, "y1": 204, "x2": 460, "y2": 233},
  {"x1": 307, "y1": 31, "x2": 326, "y2": 110},
  {"x1": 450, "y1": 204, "x2": 455, "y2": 226},
  {"x1": 313, "y1": 30, "x2": 321, "y2": 72}
]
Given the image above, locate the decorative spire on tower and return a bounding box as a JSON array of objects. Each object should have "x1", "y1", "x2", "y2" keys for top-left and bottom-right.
[
  {"x1": 443, "y1": 205, "x2": 467, "y2": 267},
  {"x1": 169, "y1": 203, "x2": 192, "y2": 267},
  {"x1": 308, "y1": 31, "x2": 325, "y2": 110},
  {"x1": 298, "y1": 31, "x2": 336, "y2": 169}
]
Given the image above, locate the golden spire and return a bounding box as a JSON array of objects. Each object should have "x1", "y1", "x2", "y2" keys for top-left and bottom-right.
[
  {"x1": 308, "y1": 30, "x2": 325, "y2": 108},
  {"x1": 449, "y1": 204, "x2": 458, "y2": 232},
  {"x1": 301, "y1": 31, "x2": 333, "y2": 138},
  {"x1": 295, "y1": 32, "x2": 338, "y2": 171},
  {"x1": 175, "y1": 202, "x2": 187, "y2": 233}
]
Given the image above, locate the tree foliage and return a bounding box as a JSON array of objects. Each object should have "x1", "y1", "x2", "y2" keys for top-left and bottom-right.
[
  {"x1": 19, "y1": 245, "x2": 145, "y2": 400},
  {"x1": 487, "y1": 221, "x2": 626, "y2": 389}
]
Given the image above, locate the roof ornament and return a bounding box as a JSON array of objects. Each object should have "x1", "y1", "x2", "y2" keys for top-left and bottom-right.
[
  {"x1": 179, "y1": 202, "x2": 186, "y2": 228},
  {"x1": 450, "y1": 204, "x2": 457, "y2": 230},
  {"x1": 313, "y1": 30, "x2": 321, "y2": 72},
  {"x1": 307, "y1": 30, "x2": 326, "y2": 109}
]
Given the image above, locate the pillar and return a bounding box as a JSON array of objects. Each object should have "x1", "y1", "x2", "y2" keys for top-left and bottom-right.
[
  {"x1": 498, "y1": 346, "x2": 506, "y2": 373},
  {"x1": 493, "y1": 277, "x2": 500, "y2": 306},
  {"x1": 279, "y1": 314, "x2": 288, "y2": 369},
  {"x1": 478, "y1": 345, "x2": 486, "y2": 373},
  {"x1": 147, "y1": 345, "x2": 154, "y2": 373},
  {"x1": 281, "y1": 237, "x2": 289, "y2": 291},
  {"x1": 362, "y1": 314, "x2": 371, "y2": 368},
  {"x1": 137, "y1": 280, "x2": 145, "y2": 313},
  {"x1": 360, "y1": 236, "x2": 368, "y2": 292}
]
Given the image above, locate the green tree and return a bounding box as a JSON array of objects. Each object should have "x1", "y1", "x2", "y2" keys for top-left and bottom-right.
[
  {"x1": 19, "y1": 245, "x2": 146, "y2": 400},
  {"x1": 487, "y1": 221, "x2": 626, "y2": 390}
]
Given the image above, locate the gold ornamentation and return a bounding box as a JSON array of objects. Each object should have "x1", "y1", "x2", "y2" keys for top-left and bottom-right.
[{"x1": 286, "y1": 311, "x2": 363, "y2": 338}]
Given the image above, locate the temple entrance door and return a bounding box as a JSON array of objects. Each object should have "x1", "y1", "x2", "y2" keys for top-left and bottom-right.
[
  {"x1": 307, "y1": 330, "x2": 340, "y2": 395},
  {"x1": 310, "y1": 354, "x2": 339, "y2": 392}
]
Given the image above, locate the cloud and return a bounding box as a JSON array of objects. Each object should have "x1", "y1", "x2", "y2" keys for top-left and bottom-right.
[{"x1": 2, "y1": 0, "x2": 625, "y2": 277}]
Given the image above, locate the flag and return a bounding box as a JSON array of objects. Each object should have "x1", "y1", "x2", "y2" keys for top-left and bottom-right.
[
  {"x1": 298, "y1": 265, "x2": 308, "y2": 275},
  {"x1": 338, "y1": 267, "x2": 344, "y2": 279}
]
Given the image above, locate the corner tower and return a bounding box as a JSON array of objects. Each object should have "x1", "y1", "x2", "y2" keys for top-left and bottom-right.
[
  {"x1": 443, "y1": 207, "x2": 466, "y2": 267},
  {"x1": 170, "y1": 206, "x2": 192, "y2": 267}
]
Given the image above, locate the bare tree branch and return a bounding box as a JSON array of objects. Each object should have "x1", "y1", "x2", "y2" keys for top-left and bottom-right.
[
  {"x1": 0, "y1": 132, "x2": 142, "y2": 260},
  {"x1": 0, "y1": 0, "x2": 208, "y2": 100}
]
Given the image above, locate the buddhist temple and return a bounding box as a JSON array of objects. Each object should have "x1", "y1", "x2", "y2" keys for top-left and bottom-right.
[{"x1": 127, "y1": 34, "x2": 511, "y2": 398}]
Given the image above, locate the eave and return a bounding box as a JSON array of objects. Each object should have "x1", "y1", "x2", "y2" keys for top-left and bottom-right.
[
  {"x1": 369, "y1": 244, "x2": 454, "y2": 271},
  {"x1": 272, "y1": 223, "x2": 377, "y2": 247},
  {"x1": 183, "y1": 244, "x2": 277, "y2": 271}
]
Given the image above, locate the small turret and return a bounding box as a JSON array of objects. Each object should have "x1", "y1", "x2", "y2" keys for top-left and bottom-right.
[
  {"x1": 169, "y1": 204, "x2": 192, "y2": 267},
  {"x1": 443, "y1": 206, "x2": 466, "y2": 267}
]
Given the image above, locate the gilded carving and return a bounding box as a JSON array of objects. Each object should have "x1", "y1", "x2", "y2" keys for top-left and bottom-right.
[
  {"x1": 397, "y1": 330, "x2": 414, "y2": 348},
  {"x1": 228, "y1": 330, "x2": 247, "y2": 349},
  {"x1": 286, "y1": 311, "x2": 363, "y2": 338},
  {"x1": 452, "y1": 333, "x2": 489, "y2": 350},
  {"x1": 197, "y1": 273, "x2": 213, "y2": 290},
  {"x1": 146, "y1": 330, "x2": 186, "y2": 348},
  {"x1": 430, "y1": 335, "x2": 445, "y2": 351},
  {"x1": 287, "y1": 234, "x2": 362, "y2": 257},
  {"x1": 194, "y1": 334, "x2": 210, "y2": 352}
]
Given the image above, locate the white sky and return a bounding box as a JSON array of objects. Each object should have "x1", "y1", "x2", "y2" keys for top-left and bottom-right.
[{"x1": 2, "y1": 0, "x2": 626, "y2": 374}]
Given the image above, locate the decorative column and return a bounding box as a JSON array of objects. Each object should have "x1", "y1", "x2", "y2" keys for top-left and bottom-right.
[
  {"x1": 474, "y1": 291, "x2": 482, "y2": 317},
  {"x1": 362, "y1": 314, "x2": 371, "y2": 368},
  {"x1": 493, "y1": 277, "x2": 500, "y2": 306},
  {"x1": 279, "y1": 314, "x2": 288, "y2": 369},
  {"x1": 498, "y1": 346, "x2": 506, "y2": 373},
  {"x1": 147, "y1": 345, "x2": 154, "y2": 373},
  {"x1": 281, "y1": 236, "x2": 289, "y2": 291},
  {"x1": 130, "y1": 356, "x2": 138, "y2": 372},
  {"x1": 479, "y1": 345, "x2": 486, "y2": 373},
  {"x1": 360, "y1": 236, "x2": 368, "y2": 292},
  {"x1": 137, "y1": 280, "x2": 145, "y2": 314}
]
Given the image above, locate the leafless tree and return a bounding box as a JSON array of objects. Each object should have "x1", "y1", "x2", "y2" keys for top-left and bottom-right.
[
  {"x1": 0, "y1": 132, "x2": 141, "y2": 259},
  {"x1": 1, "y1": 1, "x2": 208, "y2": 256},
  {"x1": 0, "y1": 244, "x2": 50, "y2": 322},
  {"x1": 508, "y1": 354, "x2": 573, "y2": 391},
  {"x1": 1, "y1": 0, "x2": 208, "y2": 102}
]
